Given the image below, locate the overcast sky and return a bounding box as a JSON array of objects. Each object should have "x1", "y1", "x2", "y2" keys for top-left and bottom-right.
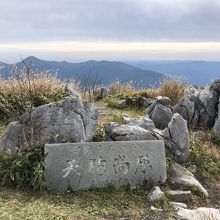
[{"x1": 1, "y1": 0, "x2": 220, "y2": 62}]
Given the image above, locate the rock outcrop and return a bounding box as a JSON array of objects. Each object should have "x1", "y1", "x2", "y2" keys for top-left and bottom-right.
[
  {"x1": 1, "y1": 98, "x2": 98, "y2": 153},
  {"x1": 104, "y1": 122, "x2": 157, "y2": 141},
  {"x1": 178, "y1": 207, "x2": 220, "y2": 220},
  {"x1": 213, "y1": 98, "x2": 220, "y2": 136},
  {"x1": 145, "y1": 96, "x2": 174, "y2": 129},
  {"x1": 163, "y1": 113, "x2": 190, "y2": 163},
  {"x1": 170, "y1": 163, "x2": 208, "y2": 197},
  {"x1": 105, "y1": 112, "x2": 189, "y2": 163},
  {"x1": 174, "y1": 90, "x2": 218, "y2": 128}
]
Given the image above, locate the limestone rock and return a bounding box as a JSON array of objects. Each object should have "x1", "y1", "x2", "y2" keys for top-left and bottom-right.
[
  {"x1": 163, "y1": 113, "x2": 190, "y2": 163},
  {"x1": 151, "y1": 103, "x2": 173, "y2": 129},
  {"x1": 156, "y1": 96, "x2": 171, "y2": 106},
  {"x1": 170, "y1": 163, "x2": 208, "y2": 197},
  {"x1": 122, "y1": 115, "x2": 156, "y2": 131},
  {"x1": 198, "y1": 90, "x2": 218, "y2": 127},
  {"x1": 174, "y1": 96, "x2": 195, "y2": 124},
  {"x1": 1, "y1": 98, "x2": 98, "y2": 153},
  {"x1": 210, "y1": 79, "x2": 220, "y2": 96},
  {"x1": 148, "y1": 186, "x2": 165, "y2": 202},
  {"x1": 104, "y1": 123, "x2": 157, "y2": 141},
  {"x1": 145, "y1": 96, "x2": 173, "y2": 130},
  {"x1": 171, "y1": 202, "x2": 188, "y2": 210},
  {"x1": 166, "y1": 190, "x2": 192, "y2": 202},
  {"x1": 175, "y1": 89, "x2": 218, "y2": 128},
  {"x1": 213, "y1": 98, "x2": 220, "y2": 136},
  {"x1": 178, "y1": 207, "x2": 220, "y2": 220}
]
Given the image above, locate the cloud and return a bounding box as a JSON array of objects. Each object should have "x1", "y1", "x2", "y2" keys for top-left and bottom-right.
[{"x1": 1, "y1": 0, "x2": 220, "y2": 43}]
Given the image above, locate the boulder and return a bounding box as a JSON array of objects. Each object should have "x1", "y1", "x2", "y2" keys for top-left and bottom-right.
[
  {"x1": 104, "y1": 123, "x2": 157, "y2": 141},
  {"x1": 174, "y1": 96, "x2": 195, "y2": 124},
  {"x1": 156, "y1": 96, "x2": 172, "y2": 106},
  {"x1": 175, "y1": 90, "x2": 218, "y2": 128},
  {"x1": 178, "y1": 207, "x2": 220, "y2": 220},
  {"x1": 213, "y1": 98, "x2": 220, "y2": 136},
  {"x1": 163, "y1": 113, "x2": 190, "y2": 163},
  {"x1": 210, "y1": 79, "x2": 220, "y2": 97},
  {"x1": 166, "y1": 190, "x2": 192, "y2": 203},
  {"x1": 148, "y1": 186, "x2": 165, "y2": 202},
  {"x1": 1, "y1": 98, "x2": 98, "y2": 153},
  {"x1": 170, "y1": 163, "x2": 208, "y2": 197},
  {"x1": 145, "y1": 96, "x2": 173, "y2": 130},
  {"x1": 171, "y1": 202, "x2": 188, "y2": 210},
  {"x1": 151, "y1": 103, "x2": 173, "y2": 130},
  {"x1": 122, "y1": 115, "x2": 156, "y2": 131},
  {"x1": 198, "y1": 90, "x2": 218, "y2": 127}
]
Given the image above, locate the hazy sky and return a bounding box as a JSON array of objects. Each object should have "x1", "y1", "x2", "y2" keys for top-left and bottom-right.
[{"x1": 1, "y1": 0, "x2": 220, "y2": 63}]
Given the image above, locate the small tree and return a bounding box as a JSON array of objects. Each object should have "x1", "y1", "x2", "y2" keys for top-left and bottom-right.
[{"x1": 76, "y1": 73, "x2": 102, "y2": 102}]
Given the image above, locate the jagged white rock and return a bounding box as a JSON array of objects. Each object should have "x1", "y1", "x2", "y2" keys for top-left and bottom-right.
[
  {"x1": 178, "y1": 207, "x2": 220, "y2": 220},
  {"x1": 148, "y1": 186, "x2": 165, "y2": 202},
  {"x1": 170, "y1": 163, "x2": 208, "y2": 197}
]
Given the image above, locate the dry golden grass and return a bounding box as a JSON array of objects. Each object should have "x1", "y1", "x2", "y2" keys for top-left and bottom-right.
[
  {"x1": 191, "y1": 131, "x2": 220, "y2": 160},
  {"x1": 108, "y1": 80, "x2": 137, "y2": 96},
  {"x1": 0, "y1": 69, "x2": 67, "y2": 98},
  {"x1": 189, "y1": 130, "x2": 220, "y2": 178},
  {"x1": 147, "y1": 79, "x2": 186, "y2": 105}
]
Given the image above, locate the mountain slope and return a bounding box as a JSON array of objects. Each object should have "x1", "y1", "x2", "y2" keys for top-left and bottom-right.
[
  {"x1": 128, "y1": 61, "x2": 220, "y2": 86},
  {"x1": 0, "y1": 56, "x2": 164, "y2": 88}
]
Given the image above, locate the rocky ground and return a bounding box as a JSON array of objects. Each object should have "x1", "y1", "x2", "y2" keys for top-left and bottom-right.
[{"x1": 1, "y1": 79, "x2": 220, "y2": 219}]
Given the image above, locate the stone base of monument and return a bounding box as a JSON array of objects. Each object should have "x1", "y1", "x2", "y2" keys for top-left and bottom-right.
[{"x1": 45, "y1": 140, "x2": 167, "y2": 191}]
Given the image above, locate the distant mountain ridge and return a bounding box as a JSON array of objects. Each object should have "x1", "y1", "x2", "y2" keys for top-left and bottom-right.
[
  {"x1": 127, "y1": 60, "x2": 220, "y2": 86},
  {"x1": 0, "y1": 56, "x2": 164, "y2": 88}
]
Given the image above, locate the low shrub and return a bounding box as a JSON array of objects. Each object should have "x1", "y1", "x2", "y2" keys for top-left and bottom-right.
[
  {"x1": 0, "y1": 91, "x2": 69, "y2": 123},
  {"x1": 107, "y1": 92, "x2": 150, "y2": 110},
  {"x1": 107, "y1": 98, "x2": 127, "y2": 109},
  {"x1": 108, "y1": 80, "x2": 137, "y2": 96},
  {"x1": 147, "y1": 79, "x2": 186, "y2": 106},
  {"x1": 211, "y1": 133, "x2": 220, "y2": 147},
  {"x1": 112, "y1": 114, "x2": 125, "y2": 124},
  {"x1": 0, "y1": 144, "x2": 46, "y2": 191},
  {"x1": 123, "y1": 92, "x2": 149, "y2": 109},
  {"x1": 159, "y1": 79, "x2": 186, "y2": 105}
]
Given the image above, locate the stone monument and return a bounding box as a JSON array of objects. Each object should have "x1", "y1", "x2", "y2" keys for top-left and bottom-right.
[{"x1": 45, "y1": 140, "x2": 167, "y2": 191}]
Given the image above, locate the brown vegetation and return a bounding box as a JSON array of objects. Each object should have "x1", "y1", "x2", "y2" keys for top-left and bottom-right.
[
  {"x1": 0, "y1": 68, "x2": 65, "y2": 98},
  {"x1": 147, "y1": 79, "x2": 186, "y2": 105}
]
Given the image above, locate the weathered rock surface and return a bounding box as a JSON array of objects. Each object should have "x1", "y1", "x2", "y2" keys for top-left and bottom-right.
[
  {"x1": 148, "y1": 186, "x2": 165, "y2": 202},
  {"x1": 163, "y1": 113, "x2": 190, "y2": 163},
  {"x1": 45, "y1": 141, "x2": 167, "y2": 191},
  {"x1": 170, "y1": 163, "x2": 208, "y2": 197},
  {"x1": 122, "y1": 115, "x2": 156, "y2": 131},
  {"x1": 174, "y1": 96, "x2": 195, "y2": 124},
  {"x1": 104, "y1": 123, "x2": 157, "y2": 141},
  {"x1": 107, "y1": 113, "x2": 189, "y2": 163},
  {"x1": 145, "y1": 96, "x2": 174, "y2": 130},
  {"x1": 1, "y1": 98, "x2": 98, "y2": 153},
  {"x1": 213, "y1": 98, "x2": 220, "y2": 136},
  {"x1": 198, "y1": 90, "x2": 218, "y2": 127},
  {"x1": 166, "y1": 190, "x2": 192, "y2": 202},
  {"x1": 211, "y1": 79, "x2": 220, "y2": 97},
  {"x1": 178, "y1": 207, "x2": 220, "y2": 220},
  {"x1": 171, "y1": 202, "x2": 188, "y2": 210},
  {"x1": 175, "y1": 89, "x2": 218, "y2": 128}
]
